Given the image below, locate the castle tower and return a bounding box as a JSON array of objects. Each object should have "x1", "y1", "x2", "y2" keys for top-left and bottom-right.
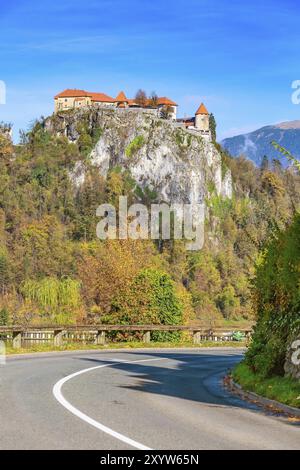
[
  {"x1": 115, "y1": 91, "x2": 129, "y2": 108},
  {"x1": 195, "y1": 102, "x2": 209, "y2": 132}
]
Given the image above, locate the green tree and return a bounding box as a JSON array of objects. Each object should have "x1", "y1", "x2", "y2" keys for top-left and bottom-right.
[
  {"x1": 209, "y1": 113, "x2": 217, "y2": 142},
  {"x1": 0, "y1": 307, "x2": 8, "y2": 326},
  {"x1": 216, "y1": 285, "x2": 240, "y2": 319},
  {"x1": 245, "y1": 215, "x2": 300, "y2": 376},
  {"x1": 21, "y1": 277, "x2": 82, "y2": 324},
  {"x1": 109, "y1": 268, "x2": 183, "y2": 325}
]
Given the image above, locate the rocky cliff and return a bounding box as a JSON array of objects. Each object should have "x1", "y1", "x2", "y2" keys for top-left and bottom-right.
[{"x1": 45, "y1": 108, "x2": 232, "y2": 205}]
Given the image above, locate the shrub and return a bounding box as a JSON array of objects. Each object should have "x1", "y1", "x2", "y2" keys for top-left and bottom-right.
[
  {"x1": 125, "y1": 135, "x2": 145, "y2": 158},
  {"x1": 109, "y1": 268, "x2": 182, "y2": 324},
  {"x1": 78, "y1": 133, "x2": 93, "y2": 156},
  {"x1": 107, "y1": 268, "x2": 184, "y2": 341}
]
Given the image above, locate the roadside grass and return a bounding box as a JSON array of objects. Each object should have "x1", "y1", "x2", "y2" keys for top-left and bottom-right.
[
  {"x1": 5, "y1": 340, "x2": 247, "y2": 355},
  {"x1": 233, "y1": 362, "x2": 300, "y2": 409}
]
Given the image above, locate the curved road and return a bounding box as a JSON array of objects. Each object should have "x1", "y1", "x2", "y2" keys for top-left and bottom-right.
[{"x1": 0, "y1": 348, "x2": 299, "y2": 449}]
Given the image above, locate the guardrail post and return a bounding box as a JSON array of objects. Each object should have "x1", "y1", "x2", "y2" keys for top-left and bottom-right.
[
  {"x1": 193, "y1": 330, "x2": 201, "y2": 344},
  {"x1": 96, "y1": 330, "x2": 106, "y2": 345},
  {"x1": 142, "y1": 331, "x2": 151, "y2": 344},
  {"x1": 12, "y1": 331, "x2": 22, "y2": 349},
  {"x1": 53, "y1": 330, "x2": 63, "y2": 347}
]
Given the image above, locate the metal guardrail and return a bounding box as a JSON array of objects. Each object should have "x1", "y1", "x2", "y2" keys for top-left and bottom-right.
[{"x1": 0, "y1": 325, "x2": 253, "y2": 349}]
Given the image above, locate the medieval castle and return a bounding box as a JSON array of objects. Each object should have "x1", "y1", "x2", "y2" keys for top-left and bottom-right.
[{"x1": 54, "y1": 89, "x2": 211, "y2": 138}]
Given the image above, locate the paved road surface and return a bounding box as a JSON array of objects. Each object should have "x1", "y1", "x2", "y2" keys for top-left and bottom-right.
[{"x1": 0, "y1": 348, "x2": 299, "y2": 449}]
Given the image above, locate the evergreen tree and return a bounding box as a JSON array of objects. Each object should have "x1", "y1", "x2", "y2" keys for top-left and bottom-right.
[
  {"x1": 0, "y1": 307, "x2": 8, "y2": 326},
  {"x1": 209, "y1": 113, "x2": 217, "y2": 142},
  {"x1": 260, "y1": 155, "x2": 269, "y2": 172}
]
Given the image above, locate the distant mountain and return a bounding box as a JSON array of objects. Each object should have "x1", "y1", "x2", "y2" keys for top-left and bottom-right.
[{"x1": 221, "y1": 121, "x2": 300, "y2": 167}]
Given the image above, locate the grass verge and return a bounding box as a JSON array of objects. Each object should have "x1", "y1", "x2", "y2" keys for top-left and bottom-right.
[
  {"x1": 233, "y1": 362, "x2": 300, "y2": 409},
  {"x1": 5, "y1": 340, "x2": 246, "y2": 355}
]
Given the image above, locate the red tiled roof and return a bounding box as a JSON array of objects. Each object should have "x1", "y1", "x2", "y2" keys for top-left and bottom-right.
[
  {"x1": 127, "y1": 99, "x2": 139, "y2": 106},
  {"x1": 195, "y1": 103, "x2": 209, "y2": 115},
  {"x1": 55, "y1": 89, "x2": 178, "y2": 108},
  {"x1": 55, "y1": 89, "x2": 114, "y2": 102},
  {"x1": 156, "y1": 97, "x2": 177, "y2": 106},
  {"x1": 115, "y1": 91, "x2": 128, "y2": 102},
  {"x1": 54, "y1": 89, "x2": 90, "y2": 99},
  {"x1": 90, "y1": 92, "x2": 115, "y2": 102}
]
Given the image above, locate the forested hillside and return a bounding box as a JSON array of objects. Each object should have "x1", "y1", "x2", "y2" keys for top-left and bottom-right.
[
  {"x1": 221, "y1": 121, "x2": 300, "y2": 167},
  {"x1": 0, "y1": 118, "x2": 299, "y2": 328}
]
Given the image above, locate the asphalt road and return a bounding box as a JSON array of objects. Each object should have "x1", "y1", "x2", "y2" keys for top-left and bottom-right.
[{"x1": 0, "y1": 348, "x2": 299, "y2": 450}]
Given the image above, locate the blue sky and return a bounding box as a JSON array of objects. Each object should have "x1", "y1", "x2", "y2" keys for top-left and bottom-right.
[{"x1": 0, "y1": 0, "x2": 300, "y2": 141}]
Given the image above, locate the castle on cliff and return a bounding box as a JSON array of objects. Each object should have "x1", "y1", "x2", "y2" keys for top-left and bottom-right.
[{"x1": 54, "y1": 89, "x2": 211, "y2": 137}]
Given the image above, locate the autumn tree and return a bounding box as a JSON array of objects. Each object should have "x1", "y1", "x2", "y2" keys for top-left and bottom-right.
[
  {"x1": 77, "y1": 239, "x2": 164, "y2": 320},
  {"x1": 148, "y1": 91, "x2": 158, "y2": 107},
  {"x1": 134, "y1": 89, "x2": 148, "y2": 107}
]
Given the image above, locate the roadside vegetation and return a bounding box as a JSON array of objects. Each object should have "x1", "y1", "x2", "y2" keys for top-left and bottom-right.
[
  {"x1": 244, "y1": 213, "x2": 300, "y2": 377},
  {"x1": 233, "y1": 147, "x2": 300, "y2": 408},
  {"x1": 233, "y1": 363, "x2": 300, "y2": 409},
  {"x1": 5, "y1": 339, "x2": 247, "y2": 355}
]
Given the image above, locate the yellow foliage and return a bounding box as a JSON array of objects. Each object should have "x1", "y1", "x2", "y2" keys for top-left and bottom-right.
[{"x1": 78, "y1": 239, "x2": 165, "y2": 315}]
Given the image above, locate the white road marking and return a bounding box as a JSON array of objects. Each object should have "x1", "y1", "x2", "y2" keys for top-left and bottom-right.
[{"x1": 53, "y1": 357, "x2": 165, "y2": 450}]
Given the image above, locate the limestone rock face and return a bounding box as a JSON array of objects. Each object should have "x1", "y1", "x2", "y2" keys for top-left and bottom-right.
[
  {"x1": 45, "y1": 108, "x2": 232, "y2": 205},
  {"x1": 220, "y1": 170, "x2": 233, "y2": 199}
]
